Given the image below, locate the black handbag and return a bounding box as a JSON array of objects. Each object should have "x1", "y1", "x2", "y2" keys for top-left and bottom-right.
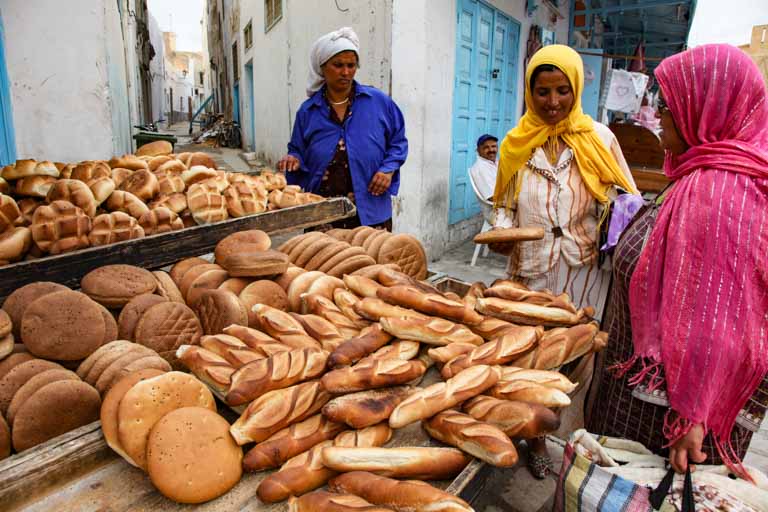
[{"x1": 649, "y1": 466, "x2": 696, "y2": 511}]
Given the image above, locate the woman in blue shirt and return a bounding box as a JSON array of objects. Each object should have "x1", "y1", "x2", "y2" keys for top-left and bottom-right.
[{"x1": 277, "y1": 27, "x2": 408, "y2": 230}]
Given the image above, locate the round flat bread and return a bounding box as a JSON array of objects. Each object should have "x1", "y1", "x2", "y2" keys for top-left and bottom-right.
[
  {"x1": 93, "y1": 346, "x2": 156, "y2": 394},
  {"x1": 294, "y1": 236, "x2": 335, "y2": 269},
  {"x1": 194, "y1": 289, "x2": 248, "y2": 335},
  {"x1": 134, "y1": 302, "x2": 202, "y2": 353},
  {"x1": 273, "y1": 266, "x2": 306, "y2": 292},
  {"x1": 118, "y1": 294, "x2": 168, "y2": 340},
  {"x1": 366, "y1": 231, "x2": 393, "y2": 261},
  {"x1": 0, "y1": 415, "x2": 9, "y2": 461},
  {"x1": 12, "y1": 380, "x2": 101, "y2": 453},
  {"x1": 82, "y1": 341, "x2": 140, "y2": 384},
  {"x1": 169, "y1": 257, "x2": 209, "y2": 286},
  {"x1": 178, "y1": 263, "x2": 222, "y2": 300},
  {"x1": 101, "y1": 368, "x2": 166, "y2": 466},
  {"x1": 350, "y1": 263, "x2": 402, "y2": 280},
  {"x1": 3, "y1": 282, "x2": 69, "y2": 338},
  {"x1": 0, "y1": 352, "x2": 35, "y2": 381},
  {"x1": 185, "y1": 268, "x2": 230, "y2": 307},
  {"x1": 326, "y1": 228, "x2": 353, "y2": 242},
  {"x1": 0, "y1": 334, "x2": 13, "y2": 360},
  {"x1": 147, "y1": 407, "x2": 242, "y2": 504},
  {"x1": 21, "y1": 290, "x2": 105, "y2": 361},
  {"x1": 218, "y1": 277, "x2": 252, "y2": 295},
  {"x1": 117, "y1": 372, "x2": 215, "y2": 469},
  {"x1": 0, "y1": 309, "x2": 11, "y2": 339},
  {"x1": 378, "y1": 234, "x2": 428, "y2": 280},
  {"x1": 287, "y1": 232, "x2": 325, "y2": 263},
  {"x1": 152, "y1": 271, "x2": 185, "y2": 303},
  {"x1": 7, "y1": 368, "x2": 79, "y2": 427},
  {"x1": 317, "y1": 246, "x2": 366, "y2": 274},
  {"x1": 304, "y1": 240, "x2": 349, "y2": 271},
  {"x1": 276, "y1": 233, "x2": 307, "y2": 254},
  {"x1": 350, "y1": 226, "x2": 376, "y2": 247},
  {"x1": 327, "y1": 254, "x2": 377, "y2": 278},
  {"x1": 240, "y1": 280, "x2": 290, "y2": 327},
  {"x1": 80, "y1": 265, "x2": 157, "y2": 308},
  {"x1": 77, "y1": 340, "x2": 127, "y2": 379},
  {"x1": 214, "y1": 230, "x2": 271, "y2": 264},
  {"x1": 98, "y1": 304, "x2": 118, "y2": 346},
  {"x1": 0, "y1": 359, "x2": 63, "y2": 416},
  {"x1": 362, "y1": 229, "x2": 387, "y2": 254}
]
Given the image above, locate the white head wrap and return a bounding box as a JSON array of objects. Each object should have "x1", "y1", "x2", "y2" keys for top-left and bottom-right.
[{"x1": 306, "y1": 27, "x2": 360, "y2": 97}]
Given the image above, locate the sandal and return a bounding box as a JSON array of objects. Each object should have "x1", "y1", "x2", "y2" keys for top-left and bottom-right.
[{"x1": 527, "y1": 450, "x2": 552, "y2": 479}]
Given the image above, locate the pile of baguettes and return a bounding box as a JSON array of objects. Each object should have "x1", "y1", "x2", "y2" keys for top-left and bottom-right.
[
  {"x1": 0, "y1": 140, "x2": 322, "y2": 264},
  {"x1": 168, "y1": 230, "x2": 607, "y2": 511}
]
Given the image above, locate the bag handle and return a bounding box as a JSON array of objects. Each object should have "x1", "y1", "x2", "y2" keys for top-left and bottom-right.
[{"x1": 649, "y1": 466, "x2": 696, "y2": 511}]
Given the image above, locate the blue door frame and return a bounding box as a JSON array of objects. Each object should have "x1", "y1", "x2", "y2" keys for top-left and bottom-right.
[
  {"x1": 0, "y1": 14, "x2": 16, "y2": 166},
  {"x1": 449, "y1": 0, "x2": 520, "y2": 225},
  {"x1": 244, "y1": 61, "x2": 255, "y2": 150},
  {"x1": 233, "y1": 83, "x2": 240, "y2": 124}
]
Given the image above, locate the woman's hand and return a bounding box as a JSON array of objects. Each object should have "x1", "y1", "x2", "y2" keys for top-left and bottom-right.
[
  {"x1": 669, "y1": 423, "x2": 707, "y2": 473},
  {"x1": 368, "y1": 171, "x2": 393, "y2": 196},
  {"x1": 277, "y1": 155, "x2": 301, "y2": 172}
]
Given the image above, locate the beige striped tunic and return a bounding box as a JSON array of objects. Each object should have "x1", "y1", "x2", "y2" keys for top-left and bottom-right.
[{"x1": 492, "y1": 122, "x2": 636, "y2": 321}]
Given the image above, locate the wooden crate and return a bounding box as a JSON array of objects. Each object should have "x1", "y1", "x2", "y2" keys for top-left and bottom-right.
[{"x1": 0, "y1": 198, "x2": 355, "y2": 302}]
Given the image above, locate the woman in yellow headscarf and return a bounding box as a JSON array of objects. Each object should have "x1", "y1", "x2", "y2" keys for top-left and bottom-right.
[{"x1": 490, "y1": 45, "x2": 638, "y2": 477}]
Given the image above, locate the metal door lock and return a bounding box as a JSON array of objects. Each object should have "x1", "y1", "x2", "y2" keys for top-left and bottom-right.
[{"x1": 491, "y1": 69, "x2": 500, "y2": 79}]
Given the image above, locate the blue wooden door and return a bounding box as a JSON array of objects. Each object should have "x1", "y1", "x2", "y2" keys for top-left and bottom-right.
[
  {"x1": 244, "y1": 62, "x2": 256, "y2": 150},
  {"x1": 233, "y1": 83, "x2": 240, "y2": 124},
  {"x1": 580, "y1": 49, "x2": 604, "y2": 119},
  {"x1": 449, "y1": 0, "x2": 520, "y2": 225},
  {"x1": 0, "y1": 14, "x2": 16, "y2": 166}
]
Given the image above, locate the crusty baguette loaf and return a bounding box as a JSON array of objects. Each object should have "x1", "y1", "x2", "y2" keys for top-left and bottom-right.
[
  {"x1": 321, "y1": 446, "x2": 469, "y2": 480},
  {"x1": 321, "y1": 357, "x2": 427, "y2": 394},
  {"x1": 353, "y1": 297, "x2": 427, "y2": 322},
  {"x1": 243, "y1": 414, "x2": 346, "y2": 471},
  {"x1": 328, "y1": 324, "x2": 393, "y2": 368},
  {"x1": 389, "y1": 365, "x2": 500, "y2": 428},
  {"x1": 423, "y1": 410, "x2": 518, "y2": 467},
  {"x1": 376, "y1": 267, "x2": 443, "y2": 296},
  {"x1": 288, "y1": 490, "x2": 392, "y2": 512},
  {"x1": 230, "y1": 379, "x2": 331, "y2": 444},
  {"x1": 175, "y1": 344, "x2": 235, "y2": 392},
  {"x1": 475, "y1": 297, "x2": 590, "y2": 327},
  {"x1": 199, "y1": 334, "x2": 265, "y2": 368},
  {"x1": 497, "y1": 367, "x2": 577, "y2": 393},
  {"x1": 473, "y1": 226, "x2": 545, "y2": 243},
  {"x1": 290, "y1": 313, "x2": 346, "y2": 352},
  {"x1": 222, "y1": 324, "x2": 291, "y2": 356},
  {"x1": 329, "y1": 472, "x2": 473, "y2": 512},
  {"x1": 427, "y1": 343, "x2": 477, "y2": 364},
  {"x1": 342, "y1": 274, "x2": 383, "y2": 299},
  {"x1": 462, "y1": 395, "x2": 560, "y2": 439},
  {"x1": 379, "y1": 316, "x2": 484, "y2": 346},
  {"x1": 226, "y1": 347, "x2": 329, "y2": 405},
  {"x1": 333, "y1": 288, "x2": 372, "y2": 329},
  {"x1": 469, "y1": 316, "x2": 521, "y2": 340},
  {"x1": 440, "y1": 326, "x2": 543, "y2": 378},
  {"x1": 302, "y1": 293, "x2": 362, "y2": 339},
  {"x1": 377, "y1": 285, "x2": 483, "y2": 325},
  {"x1": 485, "y1": 279, "x2": 577, "y2": 313},
  {"x1": 510, "y1": 323, "x2": 602, "y2": 370},
  {"x1": 256, "y1": 424, "x2": 392, "y2": 503},
  {"x1": 487, "y1": 380, "x2": 571, "y2": 407},
  {"x1": 360, "y1": 340, "x2": 420, "y2": 363},
  {"x1": 251, "y1": 304, "x2": 322, "y2": 349},
  {"x1": 462, "y1": 281, "x2": 486, "y2": 309},
  {"x1": 321, "y1": 386, "x2": 414, "y2": 428}
]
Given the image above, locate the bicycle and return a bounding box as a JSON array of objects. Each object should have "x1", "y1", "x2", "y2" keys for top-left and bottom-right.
[{"x1": 217, "y1": 121, "x2": 242, "y2": 148}]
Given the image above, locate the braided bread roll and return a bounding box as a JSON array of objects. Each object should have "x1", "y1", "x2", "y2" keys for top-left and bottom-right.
[
  {"x1": 377, "y1": 285, "x2": 483, "y2": 325},
  {"x1": 423, "y1": 410, "x2": 518, "y2": 467},
  {"x1": 440, "y1": 326, "x2": 543, "y2": 378},
  {"x1": 463, "y1": 395, "x2": 560, "y2": 439},
  {"x1": 321, "y1": 357, "x2": 427, "y2": 394},
  {"x1": 327, "y1": 324, "x2": 393, "y2": 368},
  {"x1": 175, "y1": 344, "x2": 235, "y2": 393},
  {"x1": 510, "y1": 323, "x2": 603, "y2": 370},
  {"x1": 379, "y1": 316, "x2": 484, "y2": 346}
]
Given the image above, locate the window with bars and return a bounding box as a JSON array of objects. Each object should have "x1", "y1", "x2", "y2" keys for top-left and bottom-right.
[
  {"x1": 265, "y1": 0, "x2": 282, "y2": 33},
  {"x1": 232, "y1": 42, "x2": 239, "y2": 82},
  {"x1": 244, "y1": 20, "x2": 253, "y2": 49}
]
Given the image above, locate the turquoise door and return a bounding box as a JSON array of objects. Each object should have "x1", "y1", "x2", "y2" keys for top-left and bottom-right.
[
  {"x1": 449, "y1": 0, "x2": 520, "y2": 224},
  {"x1": 244, "y1": 62, "x2": 255, "y2": 150},
  {"x1": 233, "y1": 83, "x2": 240, "y2": 124},
  {"x1": 0, "y1": 14, "x2": 16, "y2": 166}
]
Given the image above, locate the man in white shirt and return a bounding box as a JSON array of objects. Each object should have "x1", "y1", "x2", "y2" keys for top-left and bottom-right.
[{"x1": 469, "y1": 134, "x2": 498, "y2": 202}]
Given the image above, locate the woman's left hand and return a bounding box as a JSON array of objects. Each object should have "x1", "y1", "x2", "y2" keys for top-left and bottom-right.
[
  {"x1": 368, "y1": 171, "x2": 393, "y2": 196},
  {"x1": 669, "y1": 423, "x2": 707, "y2": 473}
]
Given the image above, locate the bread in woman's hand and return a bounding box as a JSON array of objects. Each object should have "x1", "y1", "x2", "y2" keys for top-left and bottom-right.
[
  {"x1": 462, "y1": 395, "x2": 560, "y2": 439},
  {"x1": 423, "y1": 410, "x2": 518, "y2": 467},
  {"x1": 321, "y1": 446, "x2": 470, "y2": 480}
]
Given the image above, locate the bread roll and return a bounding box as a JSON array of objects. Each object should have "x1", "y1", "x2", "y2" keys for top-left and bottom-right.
[
  {"x1": 327, "y1": 324, "x2": 393, "y2": 368},
  {"x1": 301, "y1": 293, "x2": 361, "y2": 339},
  {"x1": 440, "y1": 326, "x2": 543, "y2": 378},
  {"x1": 225, "y1": 347, "x2": 328, "y2": 406},
  {"x1": 379, "y1": 316, "x2": 484, "y2": 346},
  {"x1": 250, "y1": 304, "x2": 321, "y2": 349},
  {"x1": 462, "y1": 395, "x2": 560, "y2": 439},
  {"x1": 136, "y1": 140, "x2": 173, "y2": 157},
  {"x1": 377, "y1": 286, "x2": 483, "y2": 326},
  {"x1": 290, "y1": 313, "x2": 345, "y2": 352},
  {"x1": 156, "y1": 173, "x2": 186, "y2": 195},
  {"x1": 243, "y1": 414, "x2": 346, "y2": 471},
  {"x1": 31, "y1": 200, "x2": 91, "y2": 254},
  {"x1": 45, "y1": 179, "x2": 97, "y2": 217},
  {"x1": 175, "y1": 344, "x2": 235, "y2": 392},
  {"x1": 223, "y1": 181, "x2": 268, "y2": 217},
  {"x1": 427, "y1": 343, "x2": 477, "y2": 364},
  {"x1": 138, "y1": 207, "x2": 183, "y2": 235},
  {"x1": 230, "y1": 380, "x2": 331, "y2": 444},
  {"x1": 321, "y1": 386, "x2": 414, "y2": 429},
  {"x1": 329, "y1": 472, "x2": 473, "y2": 512},
  {"x1": 221, "y1": 250, "x2": 289, "y2": 277},
  {"x1": 88, "y1": 211, "x2": 145, "y2": 246},
  {"x1": 423, "y1": 410, "x2": 518, "y2": 467},
  {"x1": 487, "y1": 380, "x2": 571, "y2": 407},
  {"x1": 389, "y1": 365, "x2": 500, "y2": 428},
  {"x1": 321, "y1": 446, "x2": 469, "y2": 480},
  {"x1": 321, "y1": 357, "x2": 427, "y2": 394},
  {"x1": 475, "y1": 297, "x2": 590, "y2": 327},
  {"x1": 0, "y1": 226, "x2": 32, "y2": 263},
  {"x1": 287, "y1": 271, "x2": 325, "y2": 312},
  {"x1": 106, "y1": 190, "x2": 150, "y2": 219},
  {"x1": 510, "y1": 323, "x2": 604, "y2": 370},
  {"x1": 287, "y1": 491, "x2": 391, "y2": 512},
  {"x1": 3, "y1": 159, "x2": 60, "y2": 180},
  {"x1": 187, "y1": 182, "x2": 228, "y2": 224},
  {"x1": 119, "y1": 169, "x2": 159, "y2": 201},
  {"x1": 15, "y1": 175, "x2": 56, "y2": 198},
  {"x1": 353, "y1": 298, "x2": 427, "y2": 322},
  {"x1": 239, "y1": 279, "x2": 290, "y2": 322}
]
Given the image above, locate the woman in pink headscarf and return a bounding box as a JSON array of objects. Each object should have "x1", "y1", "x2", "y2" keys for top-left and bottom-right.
[{"x1": 587, "y1": 44, "x2": 768, "y2": 479}]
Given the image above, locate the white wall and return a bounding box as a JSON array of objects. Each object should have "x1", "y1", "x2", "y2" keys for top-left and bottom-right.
[
  {"x1": 2, "y1": 0, "x2": 132, "y2": 161},
  {"x1": 148, "y1": 12, "x2": 167, "y2": 123}
]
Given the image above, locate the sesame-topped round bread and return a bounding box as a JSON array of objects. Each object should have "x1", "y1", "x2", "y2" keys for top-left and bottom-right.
[
  {"x1": 21, "y1": 290, "x2": 106, "y2": 360},
  {"x1": 147, "y1": 407, "x2": 242, "y2": 503},
  {"x1": 2, "y1": 281, "x2": 69, "y2": 338},
  {"x1": 12, "y1": 379, "x2": 101, "y2": 453},
  {"x1": 81, "y1": 265, "x2": 157, "y2": 308}
]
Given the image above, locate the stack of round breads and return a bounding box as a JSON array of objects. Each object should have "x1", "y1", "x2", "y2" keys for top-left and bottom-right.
[
  {"x1": 0, "y1": 148, "x2": 323, "y2": 265},
  {"x1": 99, "y1": 369, "x2": 243, "y2": 503}
]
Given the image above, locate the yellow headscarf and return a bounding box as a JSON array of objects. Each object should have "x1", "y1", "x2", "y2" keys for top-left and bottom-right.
[{"x1": 493, "y1": 45, "x2": 637, "y2": 209}]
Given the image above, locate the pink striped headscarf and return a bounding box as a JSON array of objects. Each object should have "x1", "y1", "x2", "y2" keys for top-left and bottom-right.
[{"x1": 627, "y1": 44, "x2": 768, "y2": 477}]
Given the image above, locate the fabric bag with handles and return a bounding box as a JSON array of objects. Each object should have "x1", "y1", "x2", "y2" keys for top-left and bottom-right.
[{"x1": 554, "y1": 429, "x2": 768, "y2": 512}]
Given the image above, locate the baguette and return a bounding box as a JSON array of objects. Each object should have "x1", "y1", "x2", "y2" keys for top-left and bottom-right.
[
  {"x1": 288, "y1": 491, "x2": 392, "y2": 512},
  {"x1": 497, "y1": 367, "x2": 577, "y2": 393},
  {"x1": 469, "y1": 316, "x2": 520, "y2": 340},
  {"x1": 251, "y1": 304, "x2": 322, "y2": 349},
  {"x1": 321, "y1": 446, "x2": 469, "y2": 480},
  {"x1": 462, "y1": 395, "x2": 560, "y2": 439},
  {"x1": 302, "y1": 293, "x2": 362, "y2": 339},
  {"x1": 423, "y1": 410, "x2": 518, "y2": 467},
  {"x1": 243, "y1": 414, "x2": 346, "y2": 471},
  {"x1": 473, "y1": 226, "x2": 545, "y2": 243},
  {"x1": 361, "y1": 340, "x2": 420, "y2": 363},
  {"x1": 485, "y1": 279, "x2": 577, "y2": 312},
  {"x1": 354, "y1": 297, "x2": 427, "y2": 322},
  {"x1": 462, "y1": 282, "x2": 486, "y2": 310},
  {"x1": 222, "y1": 324, "x2": 291, "y2": 356},
  {"x1": 175, "y1": 344, "x2": 235, "y2": 392},
  {"x1": 230, "y1": 379, "x2": 331, "y2": 444},
  {"x1": 333, "y1": 288, "x2": 372, "y2": 329},
  {"x1": 226, "y1": 347, "x2": 329, "y2": 405},
  {"x1": 328, "y1": 324, "x2": 393, "y2": 368},
  {"x1": 475, "y1": 297, "x2": 589, "y2": 327},
  {"x1": 321, "y1": 357, "x2": 427, "y2": 394},
  {"x1": 290, "y1": 313, "x2": 346, "y2": 352},
  {"x1": 487, "y1": 380, "x2": 571, "y2": 407},
  {"x1": 321, "y1": 386, "x2": 414, "y2": 428},
  {"x1": 427, "y1": 343, "x2": 477, "y2": 364},
  {"x1": 389, "y1": 365, "x2": 500, "y2": 428},
  {"x1": 376, "y1": 267, "x2": 443, "y2": 296},
  {"x1": 199, "y1": 334, "x2": 265, "y2": 368},
  {"x1": 377, "y1": 285, "x2": 483, "y2": 325},
  {"x1": 440, "y1": 326, "x2": 543, "y2": 378},
  {"x1": 329, "y1": 472, "x2": 473, "y2": 512},
  {"x1": 379, "y1": 316, "x2": 484, "y2": 346},
  {"x1": 256, "y1": 424, "x2": 392, "y2": 503},
  {"x1": 510, "y1": 323, "x2": 602, "y2": 370},
  {"x1": 342, "y1": 274, "x2": 383, "y2": 299}
]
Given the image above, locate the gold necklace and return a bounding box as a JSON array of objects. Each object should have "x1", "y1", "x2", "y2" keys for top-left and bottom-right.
[{"x1": 328, "y1": 97, "x2": 349, "y2": 106}]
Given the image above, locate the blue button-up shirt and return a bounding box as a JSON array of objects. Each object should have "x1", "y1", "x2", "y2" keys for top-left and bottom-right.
[{"x1": 286, "y1": 82, "x2": 408, "y2": 225}]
